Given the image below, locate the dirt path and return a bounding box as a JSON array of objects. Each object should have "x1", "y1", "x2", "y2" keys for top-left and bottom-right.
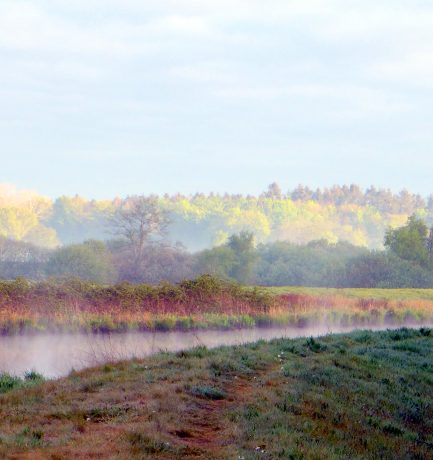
[{"x1": 167, "y1": 371, "x2": 269, "y2": 459}]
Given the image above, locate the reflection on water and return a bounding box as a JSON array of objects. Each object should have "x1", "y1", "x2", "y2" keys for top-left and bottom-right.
[{"x1": 0, "y1": 323, "x2": 428, "y2": 378}]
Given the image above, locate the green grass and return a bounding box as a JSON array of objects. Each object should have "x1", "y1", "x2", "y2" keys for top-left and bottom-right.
[
  {"x1": 266, "y1": 285, "x2": 433, "y2": 300},
  {"x1": 0, "y1": 371, "x2": 44, "y2": 394},
  {"x1": 0, "y1": 328, "x2": 432, "y2": 458}
]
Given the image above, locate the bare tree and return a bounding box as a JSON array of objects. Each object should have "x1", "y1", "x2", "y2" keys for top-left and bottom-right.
[{"x1": 110, "y1": 196, "x2": 170, "y2": 281}]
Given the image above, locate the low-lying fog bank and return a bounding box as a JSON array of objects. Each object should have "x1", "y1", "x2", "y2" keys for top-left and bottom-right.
[{"x1": 0, "y1": 323, "x2": 431, "y2": 378}]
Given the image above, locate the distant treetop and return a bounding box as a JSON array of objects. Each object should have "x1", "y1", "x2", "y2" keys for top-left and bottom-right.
[{"x1": 0, "y1": 182, "x2": 432, "y2": 250}]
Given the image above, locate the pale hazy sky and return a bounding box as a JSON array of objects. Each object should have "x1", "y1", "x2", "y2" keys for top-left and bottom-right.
[{"x1": 1, "y1": 0, "x2": 433, "y2": 198}]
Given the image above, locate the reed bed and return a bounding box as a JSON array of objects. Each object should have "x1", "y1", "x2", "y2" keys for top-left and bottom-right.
[{"x1": 0, "y1": 276, "x2": 432, "y2": 334}]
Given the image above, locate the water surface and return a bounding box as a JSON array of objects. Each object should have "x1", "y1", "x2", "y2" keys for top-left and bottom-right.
[{"x1": 0, "y1": 323, "x2": 427, "y2": 378}]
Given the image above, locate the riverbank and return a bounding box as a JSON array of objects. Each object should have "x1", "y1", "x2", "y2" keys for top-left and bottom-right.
[
  {"x1": 1, "y1": 276, "x2": 433, "y2": 335},
  {"x1": 0, "y1": 328, "x2": 431, "y2": 458}
]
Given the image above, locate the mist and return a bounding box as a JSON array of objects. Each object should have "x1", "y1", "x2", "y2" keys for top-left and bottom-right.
[{"x1": 1, "y1": 322, "x2": 430, "y2": 378}]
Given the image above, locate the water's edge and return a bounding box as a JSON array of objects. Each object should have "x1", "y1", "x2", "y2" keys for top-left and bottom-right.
[{"x1": 0, "y1": 323, "x2": 430, "y2": 378}]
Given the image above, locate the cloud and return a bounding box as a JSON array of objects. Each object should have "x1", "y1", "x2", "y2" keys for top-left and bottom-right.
[
  {"x1": 169, "y1": 61, "x2": 235, "y2": 84},
  {"x1": 2, "y1": 0, "x2": 433, "y2": 197},
  {"x1": 147, "y1": 15, "x2": 212, "y2": 36},
  {"x1": 0, "y1": 3, "x2": 124, "y2": 55},
  {"x1": 372, "y1": 50, "x2": 433, "y2": 87},
  {"x1": 216, "y1": 83, "x2": 411, "y2": 117},
  {"x1": 0, "y1": 2, "x2": 234, "y2": 58}
]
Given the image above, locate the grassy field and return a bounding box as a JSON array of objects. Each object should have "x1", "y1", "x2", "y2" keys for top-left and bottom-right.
[
  {"x1": 1, "y1": 276, "x2": 433, "y2": 334},
  {"x1": 267, "y1": 286, "x2": 433, "y2": 300},
  {"x1": 0, "y1": 328, "x2": 432, "y2": 459}
]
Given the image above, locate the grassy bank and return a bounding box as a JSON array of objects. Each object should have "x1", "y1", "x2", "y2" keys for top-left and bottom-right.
[
  {"x1": 0, "y1": 328, "x2": 432, "y2": 458},
  {"x1": 0, "y1": 276, "x2": 433, "y2": 334},
  {"x1": 267, "y1": 286, "x2": 433, "y2": 300}
]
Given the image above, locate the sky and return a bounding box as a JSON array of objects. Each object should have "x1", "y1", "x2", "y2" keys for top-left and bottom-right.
[{"x1": 1, "y1": 0, "x2": 433, "y2": 198}]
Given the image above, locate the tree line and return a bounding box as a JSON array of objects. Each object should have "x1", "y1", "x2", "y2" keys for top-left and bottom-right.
[
  {"x1": 2, "y1": 199, "x2": 433, "y2": 288},
  {"x1": 2, "y1": 183, "x2": 433, "y2": 251}
]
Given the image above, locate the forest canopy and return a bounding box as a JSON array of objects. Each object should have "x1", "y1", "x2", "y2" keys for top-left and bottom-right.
[
  {"x1": 3, "y1": 183, "x2": 433, "y2": 288},
  {"x1": 0, "y1": 183, "x2": 432, "y2": 251}
]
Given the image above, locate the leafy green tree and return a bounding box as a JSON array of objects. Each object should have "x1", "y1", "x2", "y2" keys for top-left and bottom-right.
[
  {"x1": 46, "y1": 240, "x2": 116, "y2": 283},
  {"x1": 340, "y1": 252, "x2": 433, "y2": 288},
  {"x1": 48, "y1": 196, "x2": 113, "y2": 244},
  {"x1": 195, "y1": 246, "x2": 236, "y2": 279},
  {"x1": 227, "y1": 231, "x2": 257, "y2": 283},
  {"x1": 194, "y1": 232, "x2": 256, "y2": 284},
  {"x1": 255, "y1": 240, "x2": 367, "y2": 287},
  {"x1": 384, "y1": 215, "x2": 430, "y2": 267},
  {"x1": 0, "y1": 208, "x2": 38, "y2": 241}
]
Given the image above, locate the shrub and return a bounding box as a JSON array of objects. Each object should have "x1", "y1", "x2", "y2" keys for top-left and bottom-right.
[
  {"x1": 0, "y1": 373, "x2": 22, "y2": 393},
  {"x1": 305, "y1": 337, "x2": 327, "y2": 353},
  {"x1": 189, "y1": 385, "x2": 227, "y2": 400}
]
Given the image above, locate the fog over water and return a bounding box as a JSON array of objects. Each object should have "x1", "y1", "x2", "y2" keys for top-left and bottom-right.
[{"x1": 1, "y1": 323, "x2": 430, "y2": 378}]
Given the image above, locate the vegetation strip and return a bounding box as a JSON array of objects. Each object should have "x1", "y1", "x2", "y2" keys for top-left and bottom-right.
[
  {"x1": 5, "y1": 197, "x2": 433, "y2": 291},
  {"x1": 0, "y1": 275, "x2": 433, "y2": 334}
]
